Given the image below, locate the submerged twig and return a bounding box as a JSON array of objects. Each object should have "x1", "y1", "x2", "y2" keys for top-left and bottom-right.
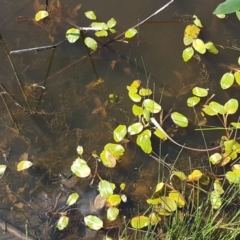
[
  {"x1": 150, "y1": 117, "x2": 221, "y2": 152},
  {"x1": 47, "y1": 0, "x2": 175, "y2": 80},
  {"x1": 0, "y1": 33, "x2": 31, "y2": 112},
  {"x1": 10, "y1": 39, "x2": 67, "y2": 54}
]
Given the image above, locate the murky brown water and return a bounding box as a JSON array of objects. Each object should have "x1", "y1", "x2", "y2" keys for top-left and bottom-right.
[{"x1": 0, "y1": 0, "x2": 240, "y2": 239}]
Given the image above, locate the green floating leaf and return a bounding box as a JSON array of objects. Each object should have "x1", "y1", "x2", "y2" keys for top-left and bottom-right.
[
  {"x1": 107, "y1": 207, "x2": 119, "y2": 221},
  {"x1": 154, "y1": 128, "x2": 167, "y2": 140},
  {"x1": 216, "y1": 14, "x2": 226, "y2": 19},
  {"x1": 202, "y1": 105, "x2": 217, "y2": 116},
  {"x1": 231, "y1": 122, "x2": 240, "y2": 128},
  {"x1": 17, "y1": 160, "x2": 33, "y2": 171},
  {"x1": 127, "y1": 85, "x2": 138, "y2": 93},
  {"x1": 99, "y1": 180, "x2": 113, "y2": 198},
  {"x1": 209, "y1": 101, "x2": 226, "y2": 115},
  {"x1": 143, "y1": 109, "x2": 150, "y2": 122},
  {"x1": 113, "y1": 125, "x2": 127, "y2": 142},
  {"x1": 187, "y1": 96, "x2": 200, "y2": 107},
  {"x1": 136, "y1": 130, "x2": 152, "y2": 154},
  {"x1": 159, "y1": 196, "x2": 177, "y2": 212},
  {"x1": 125, "y1": 28, "x2": 137, "y2": 38},
  {"x1": 205, "y1": 42, "x2": 218, "y2": 54},
  {"x1": 171, "y1": 112, "x2": 188, "y2": 127},
  {"x1": 84, "y1": 215, "x2": 103, "y2": 230},
  {"x1": 132, "y1": 104, "x2": 143, "y2": 116},
  {"x1": 35, "y1": 10, "x2": 49, "y2": 21},
  {"x1": 213, "y1": 0, "x2": 240, "y2": 15},
  {"x1": 154, "y1": 182, "x2": 164, "y2": 193},
  {"x1": 209, "y1": 153, "x2": 222, "y2": 165},
  {"x1": 193, "y1": 15, "x2": 203, "y2": 28},
  {"x1": 214, "y1": 180, "x2": 224, "y2": 195},
  {"x1": 71, "y1": 158, "x2": 91, "y2": 178},
  {"x1": 128, "y1": 122, "x2": 143, "y2": 135},
  {"x1": 128, "y1": 92, "x2": 141, "y2": 102},
  {"x1": 100, "y1": 150, "x2": 116, "y2": 168},
  {"x1": 192, "y1": 87, "x2": 208, "y2": 97},
  {"x1": 66, "y1": 28, "x2": 80, "y2": 43},
  {"x1": 91, "y1": 22, "x2": 108, "y2": 30},
  {"x1": 143, "y1": 99, "x2": 161, "y2": 113},
  {"x1": 107, "y1": 18, "x2": 117, "y2": 29},
  {"x1": 85, "y1": 11, "x2": 97, "y2": 20},
  {"x1": 193, "y1": 39, "x2": 206, "y2": 54},
  {"x1": 57, "y1": 216, "x2": 69, "y2": 230},
  {"x1": 95, "y1": 30, "x2": 108, "y2": 37},
  {"x1": 66, "y1": 193, "x2": 79, "y2": 206},
  {"x1": 109, "y1": 28, "x2": 116, "y2": 33},
  {"x1": 182, "y1": 47, "x2": 194, "y2": 62},
  {"x1": 104, "y1": 143, "x2": 125, "y2": 156},
  {"x1": 220, "y1": 72, "x2": 234, "y2": 89},
  {"x1": 224, "y1": 98, "x2": 238, "y2": 114},
  {"x1": 226, "y1": 171, "x2": 240, "y2": 184},
  {"x1": 131, "y1": 216, "x2": 150, "y2": 229},
  {"x1": 139, "y1": 88, "x2": 152, "y2": 96},
  {"x1": 84, "y1": 37, "x2": 98, "y2": 50},
  {"x1": 234, "y1": 71, "x2": 240, "y2": 85},
  {"x1": 120, "y1": 183, "x2": 126, "y2": 190},
  {"x1": 210, "y1": 191, "x2": 222, "y2": 209},
  {"x1": 121, "y1": 194, "x2": 127, "y2": 202}
]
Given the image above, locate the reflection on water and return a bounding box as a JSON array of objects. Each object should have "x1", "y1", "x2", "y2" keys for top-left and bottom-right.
[{"x1": 0, "y1": 0, "x2": 240, "y2": 239}]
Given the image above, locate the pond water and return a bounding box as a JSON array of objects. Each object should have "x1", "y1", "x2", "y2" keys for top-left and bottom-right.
[{"x1": 0, "y1": 0, "x2": 240, "y2": 239}]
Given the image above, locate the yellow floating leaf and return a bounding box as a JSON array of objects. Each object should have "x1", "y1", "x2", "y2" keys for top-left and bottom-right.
[
  {"x1": 183, "y1": 24, "x2": 200, "y2": 46},
  {"x1": 168, "y1": 190, "x2": 185, "y2": 208},
  {"x1": 17, "y1": 161, "x2": 33, "y2": 171},
  {"x1": 35, "y1": 10, "x2": 49, "y2": 21},
  {"x1": 187, "y1": 169, "x2": 203, "y2": 181}
]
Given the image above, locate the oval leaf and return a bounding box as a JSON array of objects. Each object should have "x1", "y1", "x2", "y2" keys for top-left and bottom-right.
[
  {"x1": 143, "y1": 99, "x2": 161, "y2": 113},
  {"x1": 107, "y1": 207, "x2": 119, "y2": 221},
  {"x1": 128, "y1": 122, "x2": 143, "y2": 135},
  {"x1": 113, "y1": 125, "x2": 127, "y2": 142},
  {"x1": 182, "y1": 47, "x2": 194, "y2": 62},
  {"x1": 136, "y1": 130, "x2": 152, "y2": 154},
  {"x1": 187, "y1": 169, "x2": 203, "y2": 181},
  {"x1": 171, "y1": 112, "x2": 188, "y2": 127},
  {"x1": 84, "y1": 37, "x2": 98, "y2": 50},
  {"x1": 17, "y1": 161, "x2": 33, "y2": 171},
  {"x1": 210, "y1": 191, "x2": 222, "y2": 209},
  {"x1": 99, "y1": 180, "x2": 113, "y2": 198},
  {"x1": 213, "y1": 0, "x2": 240, "y2": 14},
  {"x1": 209, "y1": 101, "x2": 226, "y2": 115},
  {"x1": 84, "y1": 215, "x2": 103, "y2": 230},
  {"x1": 107, "y1": 18, "x2": 117, "y2": 29},
  {"x1": 220, "y1": 72, "x2": 234, "y2": 89},
  {"x1": 193, "y1": 39, "x2": 206, "y2": 54},
  {"x1": 71, "y1": 158, "x2": 91, "y2": 178},
  {"x1": 192, "y1": 87, "x2": 208, "y2": 97},
  {"x1": 224, "y1": 98, "x2": 238, "y2": 114},
  {"x1": 66, "y1": 193, "x2": 79, "y2": 206},
  {"x1": 66, "y1": 28, "x2": 80, "y2": 43},
  {"x1": 0, "y1": 165, "x2": 6, "y2": 177},
  {"x1": 57, "y1": 216, "x2": 69, "y2": 230},
  {"x1": 205, "y1": 42, "x2": 218, "y2": 54},
  {"x1": 209, "y1": 153, "x2": 222, "y2": 165},
  {"x1": 159, "y1": 196, "x2": 177, "y2": 212},
  {"x1": 187, "y1": 96, "x2": 200, "y2": 107},
  {"x1": 125, "y1": 28, "x2": 137, "y2": 38},
  {"x1": 128, "y1": 92, "x2": 141, "y2": 102},
  {"x1": 132, "y1": 104, "x2": 143, "y2": 116},
  {"x1": 85, "y1": 11, "x2": 97, "y2": 20},
  {"x1": 131, "y1": 216, "x2": 150, "y2": 229},
  {"x1": 35, "y1": 10, "x2": 49, "y2": 21},
  {"x1": 95, "y1": 30, "x2": 108, "y2": 37}
]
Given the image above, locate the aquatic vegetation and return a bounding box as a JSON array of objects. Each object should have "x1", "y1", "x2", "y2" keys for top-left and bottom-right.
[{"x1": 182, "y1": 16, "x2": 218, "y2": 62}]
